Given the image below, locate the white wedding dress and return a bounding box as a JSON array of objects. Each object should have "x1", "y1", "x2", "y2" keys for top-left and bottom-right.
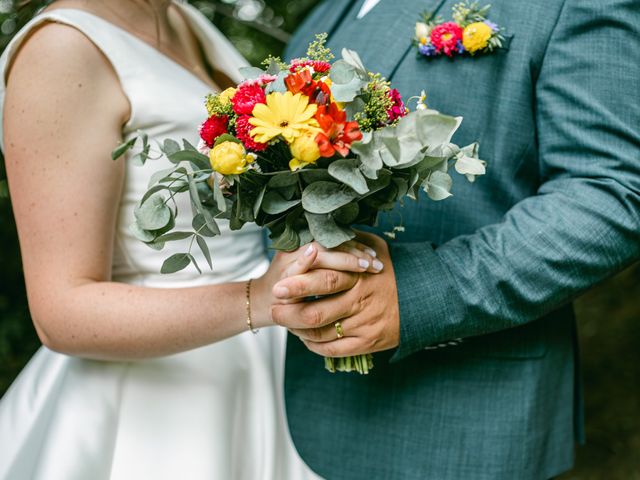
[{"x1": 0, "y1": 4, "x2": 320, "y2": 480}]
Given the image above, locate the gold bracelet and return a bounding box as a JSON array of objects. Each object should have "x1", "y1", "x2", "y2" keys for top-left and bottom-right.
[{"x1": 245, "y1": 279, "x2": 259, "y2": 334}]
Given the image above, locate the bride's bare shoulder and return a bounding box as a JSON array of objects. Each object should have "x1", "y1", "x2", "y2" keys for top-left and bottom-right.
[
  {"x1": 8, "y1": 20, "x2": 109, "y2": 83},
  {"x1": 5, "y1": 20, "x2": 129, "y2": 125}
]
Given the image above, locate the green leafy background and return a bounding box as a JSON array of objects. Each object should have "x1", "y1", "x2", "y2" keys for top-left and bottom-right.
[{"x1": 0, "y1": 1, "x2": 637, "y2": 477}]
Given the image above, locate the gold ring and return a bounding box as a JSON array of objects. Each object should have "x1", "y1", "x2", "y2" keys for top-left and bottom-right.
[{"x1": 334, "y1": 321, "x2": 344, "y2": 339}]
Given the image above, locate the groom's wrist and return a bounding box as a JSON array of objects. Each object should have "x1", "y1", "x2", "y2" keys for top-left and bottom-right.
[{"x1": 388, "y1": 241, "x2": 463, "y2": 362}]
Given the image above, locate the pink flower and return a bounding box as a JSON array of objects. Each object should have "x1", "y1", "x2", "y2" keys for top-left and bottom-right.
[
  {"x1": 430, "y1": 22, "x2": 464, "y2": 57},
  {"x1": 387, "y1": 88, "x2": 407, "y2": 122},
  {"x1": 235, "y1": 115, "x2": 268, "y2": 152},
  {"x1": 231, "y1": 83, "x2": 267, "y2": 115}
]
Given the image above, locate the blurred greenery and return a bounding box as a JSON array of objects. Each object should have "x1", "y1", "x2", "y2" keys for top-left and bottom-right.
[{"x1": 0, "y1": 1, "x2": 638, "y2": 478}]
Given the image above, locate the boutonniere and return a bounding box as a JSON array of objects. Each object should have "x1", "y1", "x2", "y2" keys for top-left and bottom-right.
[{"x1": 414, "y1": 2, "x2": 505, "y2": 58}]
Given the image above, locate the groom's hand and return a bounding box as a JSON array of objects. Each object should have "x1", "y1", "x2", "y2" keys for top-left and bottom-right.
[{"x1": 271, "y1": 233, "x2": 400, "y2": 357}]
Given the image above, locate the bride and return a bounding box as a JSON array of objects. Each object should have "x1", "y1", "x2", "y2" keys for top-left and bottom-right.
[{"x1": 0, "y1": 1, "x2": 382, "y2": 478}]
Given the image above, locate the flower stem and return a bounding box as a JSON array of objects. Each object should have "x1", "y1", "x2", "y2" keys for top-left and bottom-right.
[{"x1": 324, "y1": 354, "x2": 373, "y2": 374}]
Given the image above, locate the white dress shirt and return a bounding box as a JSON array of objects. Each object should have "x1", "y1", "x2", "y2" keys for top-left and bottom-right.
[{"x1": 357, "y1": 0, "x2": 382, "y2": 19}]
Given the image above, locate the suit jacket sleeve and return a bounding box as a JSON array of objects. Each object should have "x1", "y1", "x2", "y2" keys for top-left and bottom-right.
[{"x1": 390, "y1": 0, "x2": 640, "y2": 361}]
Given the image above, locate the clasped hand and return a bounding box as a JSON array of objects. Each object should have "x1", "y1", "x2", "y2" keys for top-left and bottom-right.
[{"x1": 271, "y1": 233, "x2": 400, "y2": 358}]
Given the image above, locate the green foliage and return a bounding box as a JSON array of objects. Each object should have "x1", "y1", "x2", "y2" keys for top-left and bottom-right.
[{"x1": 306, "y1": 32, "x2": 334, "y2": 62}]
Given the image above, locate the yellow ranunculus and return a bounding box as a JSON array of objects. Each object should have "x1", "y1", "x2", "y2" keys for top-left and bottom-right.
[
  {"x1": 218, "y1": 87, "x2": 237, "y2": 105},
  {"x1": 289, "y1": 129, "x2": 321, "y2": 169},
  {"x1": 209, "y1": 141, "x2": 250, "y2": 175},
  {"x1": 462, "y1": 22, "x2": 493, "y2": 54},
  {"x1": 249, "y1": 91, "x2": 320, "y2": 144}
]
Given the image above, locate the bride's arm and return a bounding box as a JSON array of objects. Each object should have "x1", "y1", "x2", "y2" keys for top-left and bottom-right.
[{"x1": 3, "y1": 24, "x2": 376, "y2": 361}]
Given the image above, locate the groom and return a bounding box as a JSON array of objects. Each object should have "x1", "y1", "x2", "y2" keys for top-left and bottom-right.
[{"x1": 272, "y1": 0, "x2": 640, "y2": 479}]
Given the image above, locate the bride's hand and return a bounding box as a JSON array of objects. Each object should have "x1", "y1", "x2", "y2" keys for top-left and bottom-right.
[{"x1": 251, "y1": 240, "x2": 384, "y2": 327}]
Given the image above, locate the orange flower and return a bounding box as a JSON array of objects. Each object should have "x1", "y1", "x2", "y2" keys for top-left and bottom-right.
[
  {"x1": 285, "y1": 69, "x2": 332, "y2": 106},
  {"x1": 314, "y1": 103, "x2": 362, "y2": 158}
]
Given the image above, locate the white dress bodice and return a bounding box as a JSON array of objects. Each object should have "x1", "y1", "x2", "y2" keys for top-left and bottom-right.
[{"x1": 0, "y1": 4, "x2": 320, "y2": 479}]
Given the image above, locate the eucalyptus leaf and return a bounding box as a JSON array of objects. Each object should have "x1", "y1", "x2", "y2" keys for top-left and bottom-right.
[
  {"x1": 454, "y1": 143, "x2": 486, "y2": 182},
  {"x1": 193, "y1": 212, "x2": 220, "y2": 237},
  {"x1": 196, "y1": 235, "x2": 213, "y2": 269},
  {"x1": 214, "y1": 134, "x2": 242, "y2": 147},
  {"x1": 210, "y1": 174, "x2": 227, "y2": 212},
  {"x1": 423, "y1": 171, "x2": 453, "y2": 201},
  {"x1": 265, "y1": 71, "x2": 288, "y2": 94},
  {"x1": 183, "y1": 139, "x2": 199, "y2": 152},
  {"x1": 111, "y1": 137, "x2": 137, "y2": 161},
  {"x1": 301, "y1": 181, "x2": 358, "y2": 214},
  {"x1": 414, "y1": 110, "x2": 462, "y2": 151},
  {"x1": 261, "y1": 191, "x2": 301, "y2": 215},
  {"x1": 271, "y1": 222, "x2": 300, "y2": 251},
  {"x1": 160, "y1": 253, "x2": 191, "y2": 274},
  {"x1": 328, "y1": 158, "x2": 369, "y2": 194},
  {"x1": 162, "y1": 138, "x2": 181, "y2": 156},
  {"x1": 131, "y1": 142, "x2": 151, "y2": 166},
  {"x1": 351, "y1": 137, "x2": 383, "y2": 177},
  {"x1": 305, "y1": 212, "x2": 355, "y2": 248},
  {"x1": 188, "y1": 254, "x2": 202, "y2": 274},
  {"x1": 239, "y1": 66, "x2": 266, "y2": 80},
  {"x1": 298, "y1": 228, "x2": 313, "y2": 246},
  {"x1": 330, "y1": 76, "x2": 366, "y2": 103},
  {"x1": 265, "y1": 58, "x2": 281, "y2": 76},
  {"x1": 340, "y1": 48, "x2": 367, "y2": 76},
  {"x1": 329, "y1": 60, "x2": 356, "y2": 84},
  {"x1": 155, "y1": 231, "x2": 193, "y2": 243},
  {"x1": 299, "y1": 169, "x2": 332, "y2": 183},
  {"x1": 333, "y1": 202, "x2": 360, "y2": 224},
  {"x1": 168, "y1": 150, "x2": 210, "y2": 171},
  {"x1": 267, "y1": 172, "x2": 299, "y2": 188},
  {"x1": 129, "y1": 221, "x2": 155, "y2": 242},
  {"x1": 169, "y1": 182, "x2": 189, "y2": 194},
  {"x1": 253, "y1": 185, "x2": 267, "y2": 218},
  {"x1": 344, "y1": 97, "x2": 365, "y2": 122},
  {"x1": 135, "y1": 195, "x2": 171, "y2": 230},
  {"x1": 148, "y1": 167, "x2": 180, "y2": 188},
  {"x1": 140, "y1": 184, "x2": 169, "y2": 206}
]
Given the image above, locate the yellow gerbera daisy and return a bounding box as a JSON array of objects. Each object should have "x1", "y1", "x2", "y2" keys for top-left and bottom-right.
[{"x1": 249, "y1": 91, "x2": 320, "y2": 144}]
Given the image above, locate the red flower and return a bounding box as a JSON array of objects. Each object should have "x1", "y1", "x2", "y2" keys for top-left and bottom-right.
[
  {"x1": 285, "y1": 70, "x2": 332, "y2": 106},
  {"x1": 387, "y1": 88, "x2": 408, "y2": 122},
  {"x1": 289, "y1": 59, "x2": 332, "y2": 74},
  {"x1": 231, "y1": 83, "x2": 267, "y2": 115},
  {"x1": 235, "y1": 115, "x2": 268, "y2": 152},
  {"x1": 315, "y1": 103, "x2": 363, "y2": 158},
  {"x1": 199, "y1": 115, "x2": 228, "y2": 148},
  {"x1": 430, "y1": 22, "x2": 464, "y2": 57}
]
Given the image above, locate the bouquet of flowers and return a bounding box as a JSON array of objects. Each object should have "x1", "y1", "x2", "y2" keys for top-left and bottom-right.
[{"x1": 113, "y1": 34, "x2": 486, "y2": 374}]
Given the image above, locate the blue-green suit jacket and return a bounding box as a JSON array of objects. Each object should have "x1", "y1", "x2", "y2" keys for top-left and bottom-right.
[{"x1": 283, "y1": 1, "x2": 640, "y2": 478}]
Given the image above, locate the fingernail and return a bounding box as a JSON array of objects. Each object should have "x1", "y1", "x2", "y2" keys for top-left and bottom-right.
[
  {"x1": 305, "y1": 244, "x2": 315, "y2": 256},
  {"x1": 273, "y1": 286, "x2": 290, "y2": 298},
  {"x1": 372, "y1": 259, "x2": 384, "y2": 271},
  {"x1": 358, "y1": 258, "x2": 370, "y2": 269},
  {"x1": 365, "y1": 248, "x2": 377, "y2": 258}
]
